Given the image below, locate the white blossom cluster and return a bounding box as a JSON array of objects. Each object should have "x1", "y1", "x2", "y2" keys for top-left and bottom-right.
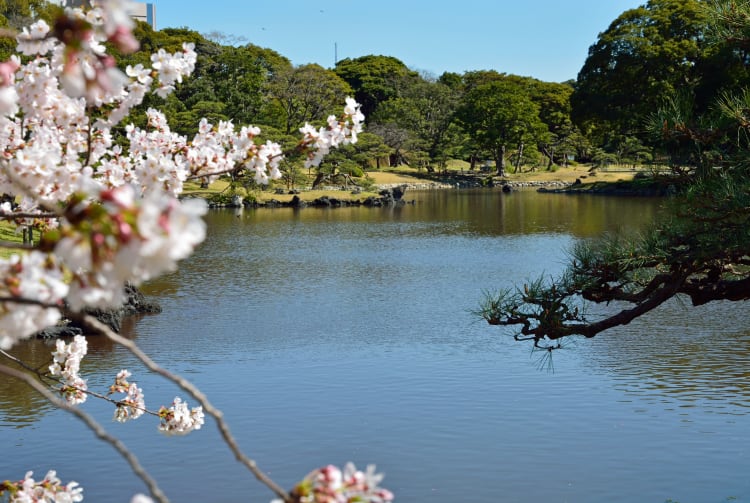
[
  {"x1": 299, "y1": 97, "x2": 366, "y2": 169},
  {"x1": 109, "y1": 369, "x2": 145, "y2": 422},
  {"x1": 48, "y1": 335, "x2": 89, "y2": 405},
  {"x1": 157, "y1": 397, "x2": 205, "y2": 435},
  {"x1": 1, "y1": 470, "x2": 83, "y2": 503},
  {"x1": 0, "y1": 1, "x2": 381, "y2": 501},
  {"x1": 0, "y1": 252, "x2": 67, "y2": 350}
]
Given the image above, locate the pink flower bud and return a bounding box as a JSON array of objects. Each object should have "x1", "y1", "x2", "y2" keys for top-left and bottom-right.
[
  {"x1": 109, "y1": 26, "x2": 140, "y2": 54},
  {"x1": 0, "y1": 59, "x2": 19, "y2": 86}
]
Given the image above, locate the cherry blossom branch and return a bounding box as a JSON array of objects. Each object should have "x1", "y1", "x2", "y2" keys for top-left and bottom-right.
[
  {"x1": 0, "y1": 363, "x2": 169, "y2": 503},
  {"x1": 0, "y1": 348, "x2": 159, "y2": 419},
  {"x1": 73, "y1": 313, "x2": 292, "y2": 502}
]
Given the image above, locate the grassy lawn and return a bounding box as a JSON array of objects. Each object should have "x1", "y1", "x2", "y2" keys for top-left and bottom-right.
[
  {"x1": 0, "y1": 221, "x2": 24, "y2": 259},
  {"x1": 182, "y1": 162, "x2": 640, "y2": 204}
]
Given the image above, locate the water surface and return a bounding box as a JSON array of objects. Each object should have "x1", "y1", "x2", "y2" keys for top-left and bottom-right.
[{"x1": 1, "y1": 189, "x2": 748, "y2": 503}]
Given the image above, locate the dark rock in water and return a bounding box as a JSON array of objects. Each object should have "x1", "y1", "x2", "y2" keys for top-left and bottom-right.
[
  {"x1": 36, "y1": 324, "x2": 83, "y2": 339},
  {"x1": 290, "y1": 195, "x2": 307, "y2": 208},
  {"x1": 502, "y1": 184, "x2": 512, "y2": 193},
  {"x1": 391, "y1": 185, "x2": 406, "y2": 200},
  {"x1": 36, "y1": 283, "x2": 161, "y2": 338},
  {"x1": 314, "y1": 196, "x2": 332, "y2": 207},
  {"x1": 82, "y1": 283, "x2": 161, "y2": 332},
  {"x1": 363, "y1": 196, "x2": 381, "y2": 207},
  {"x1": 378, "y1": 185, "x2": 408, "y2": 206}
]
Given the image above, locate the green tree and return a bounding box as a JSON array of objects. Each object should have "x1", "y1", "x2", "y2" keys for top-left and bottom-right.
[
  {"x1": 371, "y1": 73, "x2": 461, "y2": 169},
  {"x1": 572, "y1": 0, "x2": 709, "y2": 139},
  {"x1": 334, "y1": 55, "x2": 419, "y2": 118},
  {"x1": 266, "y1": 63, "x2": 352, "y2": 135},
  {"x1": 456, "y1": 77, "x2": 546, "y2": 176},
  {"x1": 0, "y1": 0, "x2": 59, "y2": 60},
  {"x1": 480, "y1": 0, "x2": 750, "y2": 353},
  {"x1": 529, "y1": 80, "x2": 577, "y2": 169}
]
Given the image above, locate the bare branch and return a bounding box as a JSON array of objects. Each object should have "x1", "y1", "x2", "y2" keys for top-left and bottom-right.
[
  {"x1": 72, "y1": 314, "x2": 292, "y2": 502},
  {"x1": 0, "y1": 363, "x2": 169, "y2": 503}
]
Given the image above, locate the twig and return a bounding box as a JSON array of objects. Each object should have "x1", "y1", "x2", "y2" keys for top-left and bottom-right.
[
  {"x1": 0, "y1": 363, "x2": 169, "y2": 503},
  {"x1": 75, "y1": 314, "x2": 292, "y2": 502},
  {"x1": 0, "y1": 212, "x2": 59, "y2": 220},
  {"x1": 0, "y1": 348, "x2": 159, "y2": 417},
  {"x1": 0, "y1": 240, "x2": 36, "y2": 251}
]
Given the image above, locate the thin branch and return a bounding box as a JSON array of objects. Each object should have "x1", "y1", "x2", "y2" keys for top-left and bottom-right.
[
  {"x1": 0, "y1": 212, "x2": 59, "y2": 220},
  {"x1": 0, "y1": 363, "x2": 169, "y2": 503},
  {"x1": 0, "y1": 240, "x2": 37, "y2": 251},
  {"x1": 0, "y1": 296, "x2": 62, "y2": 309},
  {"x1": 73, "y1": 313, "x2": 292, "y2": 502},
  {"x1": 1, "y1": 348, "x2": 159, "y2": 418}
]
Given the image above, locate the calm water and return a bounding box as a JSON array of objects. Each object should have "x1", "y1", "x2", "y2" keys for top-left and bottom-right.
[{"x1": 1, "y1": 189, "x2": 749, "y2": 503}]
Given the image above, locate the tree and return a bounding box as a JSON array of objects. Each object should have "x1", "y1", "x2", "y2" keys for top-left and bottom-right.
[
  {"x1": 529, "y1": 80, "x2": 577, "y2": 169},
  {"x1": 456, "y1": 77, "x2": 546, "y2": 176},
  {"x1": 266, "y1": 63, "x2": 352, "y2": 135},
  {"x1": 480, "y1": 0, "x2": 750, "y2": 354},
  {"x1": 572, "y1": 0, "x2": 709, "y2": 139},
  {"x1": 334, "y1": 55, "x2": 419, "y2": 118},
  {"x1": 371, "y1": 72, "x2": 461, "y2": 169}
]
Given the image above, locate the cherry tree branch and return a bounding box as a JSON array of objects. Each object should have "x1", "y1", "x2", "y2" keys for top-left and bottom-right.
[
  {"x1": 0, "y1": 363, "x2": 169, "y2": 503},
  {"x1": 73, "y1": 313, "x2": 292, "y2": 502}
]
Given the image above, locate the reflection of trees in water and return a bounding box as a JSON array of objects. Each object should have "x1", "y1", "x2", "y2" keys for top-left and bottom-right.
[
  {"x1": 0, "y1": 316, "x2": 143, "y2": 426},
  {"x1": 583, "y1": 298, "x2": 750, "y2": 414}
]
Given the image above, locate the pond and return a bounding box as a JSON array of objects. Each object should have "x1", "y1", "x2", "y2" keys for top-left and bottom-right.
[{"x1": 1, "y1": 189, "x2": 748, "y2": 503}]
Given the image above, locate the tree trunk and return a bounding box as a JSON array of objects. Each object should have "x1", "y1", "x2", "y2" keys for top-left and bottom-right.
[
  {"x1": 546, "y1": 147, "x2": 555, "y2": 170},
  {"x1": 515, "y1": 142, "x2": 524, "y2": 173},
  {"x1": 495, "y1": 145, "x2": 506, "y2": 177}
]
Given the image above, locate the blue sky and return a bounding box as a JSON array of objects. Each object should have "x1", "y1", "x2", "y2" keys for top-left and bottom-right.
[{"x1": 154, "y1": 0, "x2": 644, "y2": 83}]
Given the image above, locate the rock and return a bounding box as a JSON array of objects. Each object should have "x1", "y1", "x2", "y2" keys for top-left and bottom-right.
[
  {"x1": 81, "y1": 283, "x2": 161, "y2": 332},
  {"x1": 36, "y1": 283, "x2": 161, "y2": 338},
  {"x1": 290, "y1": 195, "x2": 307, "y2": 208},
  {"x1": 391, "y1": 185, "x2": 407, "y2": 200},
  {"x1": 36, "y1": 324, "x2": 83, "y2": 339}
]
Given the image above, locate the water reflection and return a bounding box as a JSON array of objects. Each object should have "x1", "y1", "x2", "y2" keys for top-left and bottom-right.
[
  {"x1": 583, "y1": 298, "x2": 750, "y2": 414},
  {"x1": 0, "y1": 316, "x2": 145, "y2": 426},
  {"x1": 2, "y1": 190, "x2": 748, "y2": 503}
]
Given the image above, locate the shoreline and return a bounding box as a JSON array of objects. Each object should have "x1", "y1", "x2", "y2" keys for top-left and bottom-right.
[{"x1": 202, "y1": 179, "x2": 579, "y2": 210}]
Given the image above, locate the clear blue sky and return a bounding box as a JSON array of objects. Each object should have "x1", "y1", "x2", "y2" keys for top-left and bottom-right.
[{"x1": 154, "y1": 0, "x2": 644, "y2": 83}]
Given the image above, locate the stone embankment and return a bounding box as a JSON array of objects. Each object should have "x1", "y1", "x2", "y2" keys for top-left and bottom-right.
[
  {"x1": 538, "y1": 180, "x2": 678, "y2": 196},
  {"x1": 213, "y1": 185, "x2": 416, "y2": 209},
  {"x1": 204, "y1": 179, "x2": 582, "y2": 210},
  {"x1": 373, "y1": 181, "x2": 454, "y2": 190}
]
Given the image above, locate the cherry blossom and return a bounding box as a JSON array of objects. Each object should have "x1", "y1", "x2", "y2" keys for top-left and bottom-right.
[
  {"x1": 0, "y1": 470, "x2": 83, "y2": 503},
  {"x1": 48, "y1": 335, "x2": 88, "y2": 405},
  {"x1": 109, "y1": 369, "x2": 146, "y2": 422},
  {"x1": 0, "y1": 1, "x2": 388, "y2": 501},
  {"x1": 279, "y1": 463, "x2": 394, "y2": 503},
  {"x1": 157, "y1": 397, "x2": 205, "y2": 435}
]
